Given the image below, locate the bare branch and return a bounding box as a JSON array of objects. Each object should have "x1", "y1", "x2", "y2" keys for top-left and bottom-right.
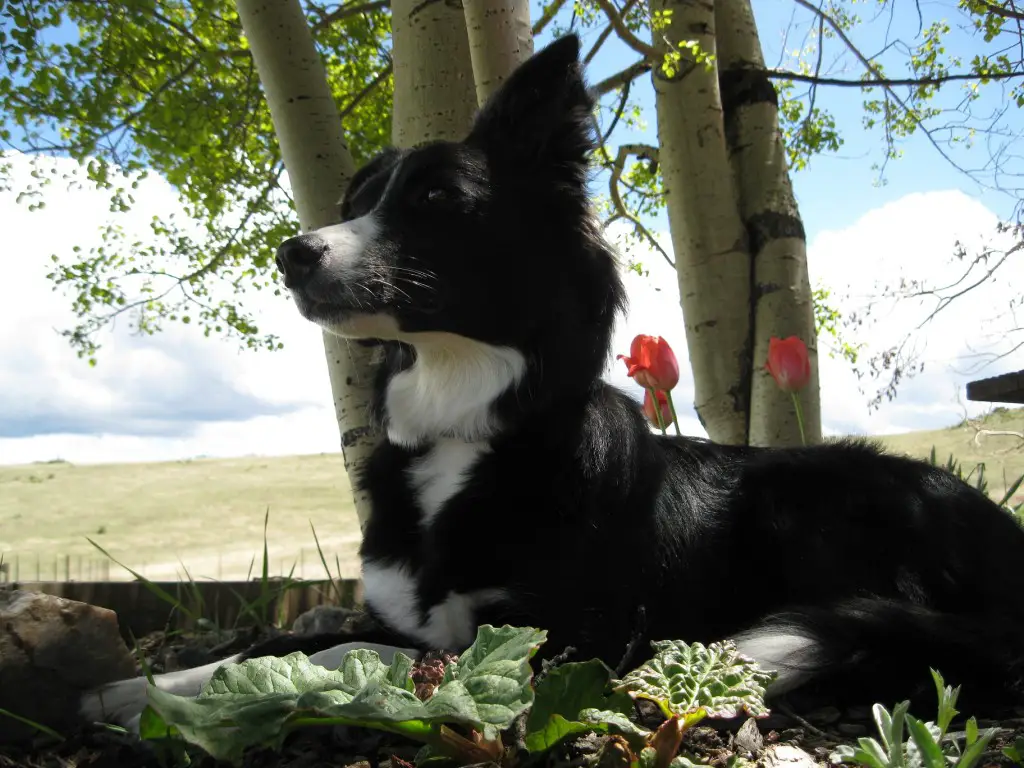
[
  {"x1": 593, "y1": 59, "x2": 651, "y2": 96},
  {"x1": 532, "y1": 0, "x2": 569, "y2": 35},
  {"x1": 585, "y1": 0, "x2": 640, "y2": 63},
  {"x1": 606, "y1": 144, "x2": 673, "y2": 268},
  {"x1": 592, "y1": 0, "x2": 657, "y2": 59},
  {"x1": 909, "y1": 239, "x2": 1023, "y2": 330},
  {"x1": 602, "y1": 78, "x2": 632, "y2": 142},
  {"x1": 312, "y1": 0, "x2": 388, "y2": 31},
  {"x1": 766, "y1": 68, "x2": 1024, "y2": 88},
  {"x1": 339, "y1": 59, "x2": 393, "y2": 120}
]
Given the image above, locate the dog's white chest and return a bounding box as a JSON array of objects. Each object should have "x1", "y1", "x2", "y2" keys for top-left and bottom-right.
[
  {"x1": 407, "y1": 439, "x2": 489, "y2": 526},
  {"x1": 361, "y1": 560, "x2": 506, "y2": 649}
]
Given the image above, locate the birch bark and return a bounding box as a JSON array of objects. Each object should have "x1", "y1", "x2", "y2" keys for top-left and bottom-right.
[
  {"x1": 463, "y1": 0, "x2": 534, "y2": 104},
  {"x1": 648, "y1": 0, "x2": 751, "y2": 445},
  {"x1": 715, "y1": 0, "x2": 821, "y2": 446},
  {"x1": 235, "y1": 0, "x2": 378, "y2": 527}
]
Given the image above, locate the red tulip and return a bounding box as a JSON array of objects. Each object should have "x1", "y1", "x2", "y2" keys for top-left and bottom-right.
[
  {"x1": 618, "y1": 334, "x2": 680, "y2": 391},
  {"x1": 643, "y1": 388, "x2": 673, "y2": 429},
  {"x1": 765, "y1": 336, "x2": 811, "y2": 393}
]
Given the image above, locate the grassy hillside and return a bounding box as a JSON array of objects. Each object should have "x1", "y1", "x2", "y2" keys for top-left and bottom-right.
[
  {"x1": 1, "y1": 407, "x2": 1021, "y2": 582},
  {"x1": 0, "y1": 454, "x2": 362, "y2": 582},
  {"x1": 873, "y1": 406, "x2": 1024, "y2": 504}
]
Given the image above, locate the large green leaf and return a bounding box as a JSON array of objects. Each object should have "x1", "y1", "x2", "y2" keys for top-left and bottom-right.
[
  {"x1": 144, "y1": 625, "x2": 547, "y2": 765},
  {"x1": 523, "y1": 660, "x2": 643, "y2": 752},
  {"x1": 615, "y1": 640, "x2": 776, "y2": 724}
]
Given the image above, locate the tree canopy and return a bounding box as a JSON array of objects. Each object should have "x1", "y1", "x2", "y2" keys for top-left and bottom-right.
[{"x1": 1, "y1": 0, "x2": 1020, "y2": 401}]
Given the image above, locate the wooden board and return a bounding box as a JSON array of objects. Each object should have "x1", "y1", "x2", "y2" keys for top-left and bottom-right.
[{"x1": 966, "y1": 370, "x2": 1024, "y2": 404}]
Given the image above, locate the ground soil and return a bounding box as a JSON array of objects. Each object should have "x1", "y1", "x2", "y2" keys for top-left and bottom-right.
[{"x1": 2, "y1": 626, "x2": 1023, "y2": 768}]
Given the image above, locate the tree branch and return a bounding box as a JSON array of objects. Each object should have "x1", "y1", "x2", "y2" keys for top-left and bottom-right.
[
  {"x1": 585, "y1": 0, "x2": 639, "y2": 63},
  {"x1": 312, "y1": 0, "x2": 388, "y2": 31},
  {"x1": 339, "y1": 59, "x2": 393, "y2": 120},
  {"x1": 790, "y1": 0, "x2": 986, "y2": 179},
  {"x1": 602, "y1": 78, "x2": 632, "y2": 142},
  {"x1": 978, "y1": 0, "x2": 1024, "y2": 23},
  {"x1": 766, "y1": 68, "x2": 1024, "y2": 88},
  {"x1": 606, "y1": 144, "x2": 673, "y2": 268},
  {"x1": 532, "y1": 0, "x2": 569, "y2": 35},
  {"x1": 592, "y1": 0, "x2": 657, "y2": 59},
  {"x1": 593, "y1": 59, "x2": 651, "y2": 96}
]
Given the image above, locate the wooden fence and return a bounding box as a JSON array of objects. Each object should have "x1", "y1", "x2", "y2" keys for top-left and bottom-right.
[{"x1": 7, "y1": 578, "x2": 364, "y2": 640}]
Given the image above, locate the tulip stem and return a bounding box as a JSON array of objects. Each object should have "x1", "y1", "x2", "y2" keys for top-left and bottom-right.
[
  {"x1": 790, "y1": 392, "x2": 807, "y2": 446},
  {"x1": 665, "y1": 391, "x2": 682, "y2": 436},
  {"x1": 647, "y1": 386, "x2": 667, "y2": 434}
]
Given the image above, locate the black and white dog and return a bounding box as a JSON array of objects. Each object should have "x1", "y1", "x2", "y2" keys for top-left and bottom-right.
[{"x1": 82, "y1": 34, "x2": 1024, "y2": 730}]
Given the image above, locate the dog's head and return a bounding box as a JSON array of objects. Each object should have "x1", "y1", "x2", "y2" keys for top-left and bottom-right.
[{"x1": 275, "y1": 34, "x2": 624, "y2": 369}]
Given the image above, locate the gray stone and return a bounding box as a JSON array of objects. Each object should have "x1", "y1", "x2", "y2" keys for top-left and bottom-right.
[
  {"x1": 0, "y1": 589, "x2": 136, "y2": 743},
  {"x1": 762, "y1": 744, "x2": 820, "y2": 768},
  {"x1": 733, "y1": 716, "x2": 765, "y2": 755},
  {"x1": 291, "y1": 604, "x2": 368, "y2": 636}
]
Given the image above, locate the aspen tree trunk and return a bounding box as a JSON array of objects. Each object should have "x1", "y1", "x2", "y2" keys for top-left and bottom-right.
[
  {"x1": 235, "y1": 0, "x2": 379, "y2": 529},
  {"x1": 715, "y1": 0, "x2": 821, "y2": 446},
  {"x1": 648, "y1": 0, "x2": 751, "y2": 445},
  {"x1": 463, "y1": 0, "x2": 534, "y2": 105},
  {"x1": 391, "y1": 0, "x2": 478, "y2": 146}
]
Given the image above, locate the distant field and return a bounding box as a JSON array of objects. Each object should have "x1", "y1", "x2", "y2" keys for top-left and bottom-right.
[
  {"x1": 0, "y1": 454, "x2": 362, "y2": 582},
  {"x1": 873, "y1": 406, "x2": 1024, "y2": 504},
  {"x1": 1, "y1": 407, "x2": 1021, "y2": 582}
]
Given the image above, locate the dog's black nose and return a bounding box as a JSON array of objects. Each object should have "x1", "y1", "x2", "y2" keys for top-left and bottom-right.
[{"x1": 275, "y1": 235, "x2": 325, "y2": 286}]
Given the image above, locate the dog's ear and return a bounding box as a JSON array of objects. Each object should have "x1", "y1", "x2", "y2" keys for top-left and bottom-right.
[{"x1": 466, "y1": 34, "x2": 594, "y2": 169}]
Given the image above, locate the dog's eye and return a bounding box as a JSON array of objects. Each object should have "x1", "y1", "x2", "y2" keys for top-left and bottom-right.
[{"x1": 423, "y1": 188, "x2": 447, "y2": 204}]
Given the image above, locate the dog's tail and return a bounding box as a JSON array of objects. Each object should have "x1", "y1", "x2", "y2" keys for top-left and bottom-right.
[{"x1": 732, "y1": 597, "x2": 1024, "y2": 715}]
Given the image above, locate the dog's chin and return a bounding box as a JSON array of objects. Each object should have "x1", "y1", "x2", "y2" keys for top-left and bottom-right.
[{"x1": 295, "y1": 297, "x2": 402, "y2": 341}]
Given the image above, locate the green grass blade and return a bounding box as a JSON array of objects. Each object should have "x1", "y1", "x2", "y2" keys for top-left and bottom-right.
[
  {"x1": 998, "y1": 472, "x2": 1024, "y2": 508},
  {"x1": 0, "y1": 707, "x2": 64, "y2": 741},
  {"x1": 87, "y1": 537, "x2": 197, "y2": 621},
  {"x1": 310, "y1": 520, "x2": 344, "y2": 604},
  {"x1": 957, "y1": 728, "x2": 997, "y2": 768}
]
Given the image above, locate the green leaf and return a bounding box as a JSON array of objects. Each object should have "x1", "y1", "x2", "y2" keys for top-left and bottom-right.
[
  {"x1": 523, "y1": 660, "x2": 641, "y2": 752},
  {"x1": 905, "y1": 715, "x2": 945, "y2": 768},
  {"x1": 930, "y1": 668, "x2": 959, "y2": 736},
  {"x1": 873, "y1": 701, "x2": 909, "y2": 767},
  {"x1": 424, "y1": 624, "x2": 547, "y2": 740},
  {"x1": 1002, "y1": 736, "x2": 1024, "y2": 765},
  {"x1": 958, "y1": 727, "x2": 997, "y2": 768},
  {"x1": 965, "y1": 716, "x2": 978, "y2": 747},
  {"x1": 615, "y1": 640, "x2": 776, "y2": 723},
  {"x1": 578, "y1": 708, "x2": 651, "y2": 743},
  {"x1": 144, "y1": 626, "x2": 545, "y2": 764}
]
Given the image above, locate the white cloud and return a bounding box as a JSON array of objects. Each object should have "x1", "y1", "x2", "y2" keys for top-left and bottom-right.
[
  {"x1": 809, "y1": 190, "x2": 1022, "y2": 435},
  {"x1": 0, "y1": 152, "x2": 338, "y2": 463},
  {"x1": 1, "y1": 152, "x2": 1018, "y2": 466}
]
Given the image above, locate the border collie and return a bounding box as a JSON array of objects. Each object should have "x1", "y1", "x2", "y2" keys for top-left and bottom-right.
[{"x1": 82, "y1": 34, "x2": 1024, "y2": 731}]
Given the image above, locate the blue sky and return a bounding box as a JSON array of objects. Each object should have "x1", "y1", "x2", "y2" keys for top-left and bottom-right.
[{"x1": 0, "y1": 1, "x2": 1021, "y2": 465}]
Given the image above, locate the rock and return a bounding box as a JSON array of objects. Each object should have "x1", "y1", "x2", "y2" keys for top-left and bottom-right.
[
  {"x1": 836, "y1": 722, "x2": 867, "y2": 736},
  {"x1": 733, "y1": 717, "x2": 765, "y2": 755},
  {"x1": 806, "y1": 705, "x2": 842, "y2": 724},
  {"x1": 762, "y1": 744, "x2": 819, "y2": 768},
  {"x1": 0, "y1": 589, "x2": 135, "y2": 743},
  {"x1": 291, "y1": 605, "x2": 370, "y2": 636}
]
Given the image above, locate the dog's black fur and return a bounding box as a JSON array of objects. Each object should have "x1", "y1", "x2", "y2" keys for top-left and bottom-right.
[{"x1": 264, "y1": 34, "x2": 1024, "y2": 715}]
